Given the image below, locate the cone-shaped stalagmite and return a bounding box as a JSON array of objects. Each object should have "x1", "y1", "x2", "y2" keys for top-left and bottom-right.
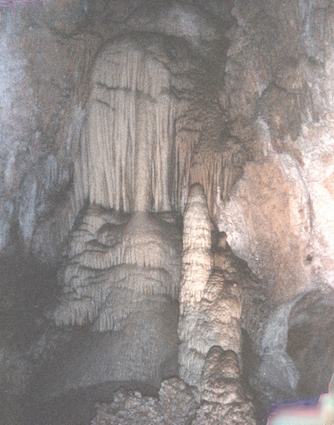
[{"x1": 178, "y1": 184, "x2": 242, "y2": 390}]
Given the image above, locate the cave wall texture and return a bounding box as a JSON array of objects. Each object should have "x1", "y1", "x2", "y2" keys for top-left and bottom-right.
[{"x1": 1, "y1": 0, "x2": 334, "y2": 424}]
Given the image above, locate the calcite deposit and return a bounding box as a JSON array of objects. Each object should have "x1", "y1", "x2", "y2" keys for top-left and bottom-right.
[{"x1": 1, "y1": 1, "x2": 334, "y2": 425}]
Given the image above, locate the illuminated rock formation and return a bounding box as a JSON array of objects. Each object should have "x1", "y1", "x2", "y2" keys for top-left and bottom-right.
[
  {"x1": 73, "y1": 37, "x2": 235, "y2": 219},
  {"x1": 178, "y1": 184, "x2": 247, "y2": 392},
  {"x1": 76, "y1": 40, "x2": 177, "y2": 212},
  {"x1": 178, "y1": 184, "x2": 213, "y2": 388}
]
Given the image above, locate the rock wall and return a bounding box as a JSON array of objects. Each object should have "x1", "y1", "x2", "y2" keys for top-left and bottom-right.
[
  {"x1": 2, "y1": 0, "x2": 334, "y2": 299},
  {"x1": 1, "y1": 1, "x2": 334, "y2": 424},
  {"x1": 215, "y1": 0, "x2": 334, "y2": 303}
]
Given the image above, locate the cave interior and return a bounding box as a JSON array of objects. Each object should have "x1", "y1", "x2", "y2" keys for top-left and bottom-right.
[{"x1": 1, "y1": 1, "x2": 334, "y2": 424}]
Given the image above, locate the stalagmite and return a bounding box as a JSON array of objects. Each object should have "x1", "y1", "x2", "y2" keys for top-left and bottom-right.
[
  {"x1": 178, "y1": 184, "x2": 242, "y2": 391},
  {"x1": 179, "y1": 184, "x2": 212, "y2": 306},
  {"x1": 178, "y1": 184, "x2": 212, "y2": 389},
  {"x1": 49, "y1": 36, "x2": 254, "y2": 406},
  {"x1": 192, "y1": 346, "x2": 256, "y2": 425}
]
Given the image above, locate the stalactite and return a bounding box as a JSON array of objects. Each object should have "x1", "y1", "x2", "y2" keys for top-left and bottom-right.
[
  {"x1": 188, "y1": 139, "x2": 246, "y2": 216},
  {"x1": 72, "y1": 39, "x2": 243, "y2": 218},
  {"x1": 75, "y1": 42, "x2": 177, "y2": 213}
]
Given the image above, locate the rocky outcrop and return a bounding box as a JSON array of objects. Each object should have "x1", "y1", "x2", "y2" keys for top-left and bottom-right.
[
  {"x1": 216, "y1": 0, "x2": 334, "y2": 305},
  {"x1": 91, "y1": 350, "x2": 256, "y2": 425},
  {"x1": 92, "y1": 391, "x2": 164, "y2": 425},
  {"x1": 159, "y1": 378, "x2": 198, "y2": 425},
  {"x1": 92, "y1": 378, "x2": 198, "y2": 425}
]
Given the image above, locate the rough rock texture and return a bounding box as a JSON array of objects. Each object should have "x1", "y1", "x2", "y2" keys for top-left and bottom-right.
[
  {"x1": 215, "y1": 0, "x2": 334, "y2": 305},
  {"x1": 92, "y1": 391, "x2": 164, "y2": 425},
  {"x1": 39, "y1": 206, "x2": 181, "y2": 397},
  {"x1": 159, "y1": 378, "x2": 198, "y2": 425},
  {"x1": 54, "y1": 206, "x2": 181, "y2": 331},
  {"x1": 178, "y1": 184, "x2": 213, "y2": 389},
  {"x1": 254, "y1": 296, "x2": 303, "y2": 408},
  {"x1": 92, "y1": 378, "x2": 198, "y2": 425},
  {"x1": 287, "y1": 290, "x2": 334, "y2": 398},
  {"x1": 91, "y1": 369, "x2": 255, "y2": 425},
  {"x1": 1, "y1": 0, "x2": 334, "y2": 424},
  {"x1": 1, "y1": 0, "x2": 334, "y2": 293},
  {"x1": 178, "y1": 184, "x2": 243, "y2": 389},
  {"x1": 193, "y1": 347, "x2": 256, "y2": 425},
  {"x1": 0, "y1": 0, "x2": 238, "y2": 264},
  {"x1": 179, "y1": 184, "x2": 266, "y2": 396}
]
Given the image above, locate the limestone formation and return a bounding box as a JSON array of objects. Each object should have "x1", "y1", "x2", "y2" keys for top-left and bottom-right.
[
  {"x1": 192, "y1": 347, "x2": 256, "y2": 425},
  {"x1": 91, "y1": 378, "x2": 198, "y2": 425},
  {"x1": 89, "y1": 348, "x2": 256, "y2": 425},
  {"x1": 178, "y1": 183, "x2": 213, "y2": 388},
  {"x1": 159, "y1": 378, "x2": 198, "y2": 425},
  {"x1": 2, "y1": 1, "x2": 334, "y2": 424},
  {"x1": 73, "y1": 36, "x2": 237, "y2": 221},
  {"x1": 92, "y1": 391, "x2": 164, "y2": 425},
  {"x1": 76, "y1": 40, "x2": 177, "y2": 213},
  {"x1": 54, "y1": 206, "x2": 181, "y2": 331},
  {"x1": 50, "y1": 205, "x2": 181, "y2": 390},
  {"x1": 178, "y1": 184, "x2": 255, "y2": 393}
]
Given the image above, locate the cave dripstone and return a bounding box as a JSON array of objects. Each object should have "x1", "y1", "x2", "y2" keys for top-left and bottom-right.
[{"x1": 1, "y1": 1, "x2": 334, "y2": 425}]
